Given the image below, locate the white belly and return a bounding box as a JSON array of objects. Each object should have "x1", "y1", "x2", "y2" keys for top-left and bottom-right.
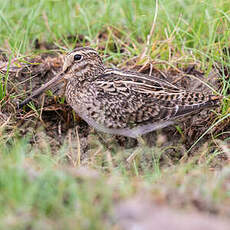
[{"x1": 77, "y1": 110, "x2": 174, "y2": 138}]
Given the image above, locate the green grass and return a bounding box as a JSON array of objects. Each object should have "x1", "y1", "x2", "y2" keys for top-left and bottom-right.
[
  {"x1": 1, "y1": 0, "x2": 229, "y2": 98},
  {"x1": 0, "y1": 133, "x2": 229, "y2": 229},
  {"x1": 0, "y1": 0, "x2": 230, "y2": 229},
  {"x1": 1, "y1": 0, "x2": 229, "y2": 58},
  {"x1": 0, "y1": 137, "x2": 113, "y2": 229}
]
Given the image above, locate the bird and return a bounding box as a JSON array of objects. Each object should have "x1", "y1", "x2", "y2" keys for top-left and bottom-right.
[{"x1": 19, "y1": 47, "x2": 221, "y2": 138}]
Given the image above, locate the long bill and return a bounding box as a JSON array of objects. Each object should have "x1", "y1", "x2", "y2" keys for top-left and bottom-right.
[{"x1": 18, "y1": 72, "x2": 65, "y2": 109}]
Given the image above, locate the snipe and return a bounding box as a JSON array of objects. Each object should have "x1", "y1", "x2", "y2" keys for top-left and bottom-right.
[{"x1": 19, "y1": 47, "x2": 221, "y2": 138}]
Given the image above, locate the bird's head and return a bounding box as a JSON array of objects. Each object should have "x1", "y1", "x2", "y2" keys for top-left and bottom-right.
[
  {"x1": 18, "y1": 47, "x2": 104, "y2": 108},
  {"x1": 62, "y1": 47, "x2": 105, "y2": 81}
]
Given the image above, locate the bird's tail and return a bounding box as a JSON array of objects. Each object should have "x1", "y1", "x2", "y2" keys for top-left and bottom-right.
[{"x1": 174, "y1": 94, "x2": 222, "y2": 117}]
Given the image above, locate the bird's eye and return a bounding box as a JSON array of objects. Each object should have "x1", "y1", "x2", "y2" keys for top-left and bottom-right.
[{"x1": 74, "y1": 54, "x2": 82, "y2": 61}]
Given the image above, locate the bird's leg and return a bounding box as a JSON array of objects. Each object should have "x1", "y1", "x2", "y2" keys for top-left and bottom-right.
[
  {"x1": 89, "y1": 129, "x2": 115, "y2": 153},
  {"x1": 137, "y1": 136, "x2": 146, "y2": 145},
  {"x1": 126, "y1": 136, "x2": 146, "y2": 163},
  {"x1": 96, "y1": 132, "x2": 113, "y2": 151}
]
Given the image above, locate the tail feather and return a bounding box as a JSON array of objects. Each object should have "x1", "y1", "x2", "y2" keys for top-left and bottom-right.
[{"x1": 174, "y1": 95, "x2": 221, "y2": 117}]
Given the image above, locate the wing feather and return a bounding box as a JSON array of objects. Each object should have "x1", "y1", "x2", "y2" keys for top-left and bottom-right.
[{"x1": 94, "y1": 68, "x2": 220, "y2": 124}]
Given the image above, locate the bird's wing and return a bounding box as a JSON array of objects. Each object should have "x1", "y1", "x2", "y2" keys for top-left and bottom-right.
[
  {"x1": 95, "y1": 68, "x2": 183, "y2": 95},
  {"x1": 94, "y1": 69, "x2": 220, "y2": 122}
]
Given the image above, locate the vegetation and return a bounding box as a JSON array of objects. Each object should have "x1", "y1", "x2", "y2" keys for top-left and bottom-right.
[{"x1": 0, "y1": 0, "x2": 229, "y2": 229}]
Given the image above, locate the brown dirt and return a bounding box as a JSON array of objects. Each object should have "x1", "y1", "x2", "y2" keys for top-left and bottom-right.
[{"x1": 115, "y1": 197, "x2": 230, "y2": 230}]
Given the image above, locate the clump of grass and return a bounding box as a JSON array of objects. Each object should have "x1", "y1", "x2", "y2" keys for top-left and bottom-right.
[
  {"x1": 0, "y1": 56, "x2": 11, "y2": 102},
  {"x1": 0, "y1": 135, "x2": 114, "y2": 229}
]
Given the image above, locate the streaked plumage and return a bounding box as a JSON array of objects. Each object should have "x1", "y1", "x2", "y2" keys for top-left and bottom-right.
[{"x1": 19, "y1": 47, "x2": 221, "y2": 138}]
